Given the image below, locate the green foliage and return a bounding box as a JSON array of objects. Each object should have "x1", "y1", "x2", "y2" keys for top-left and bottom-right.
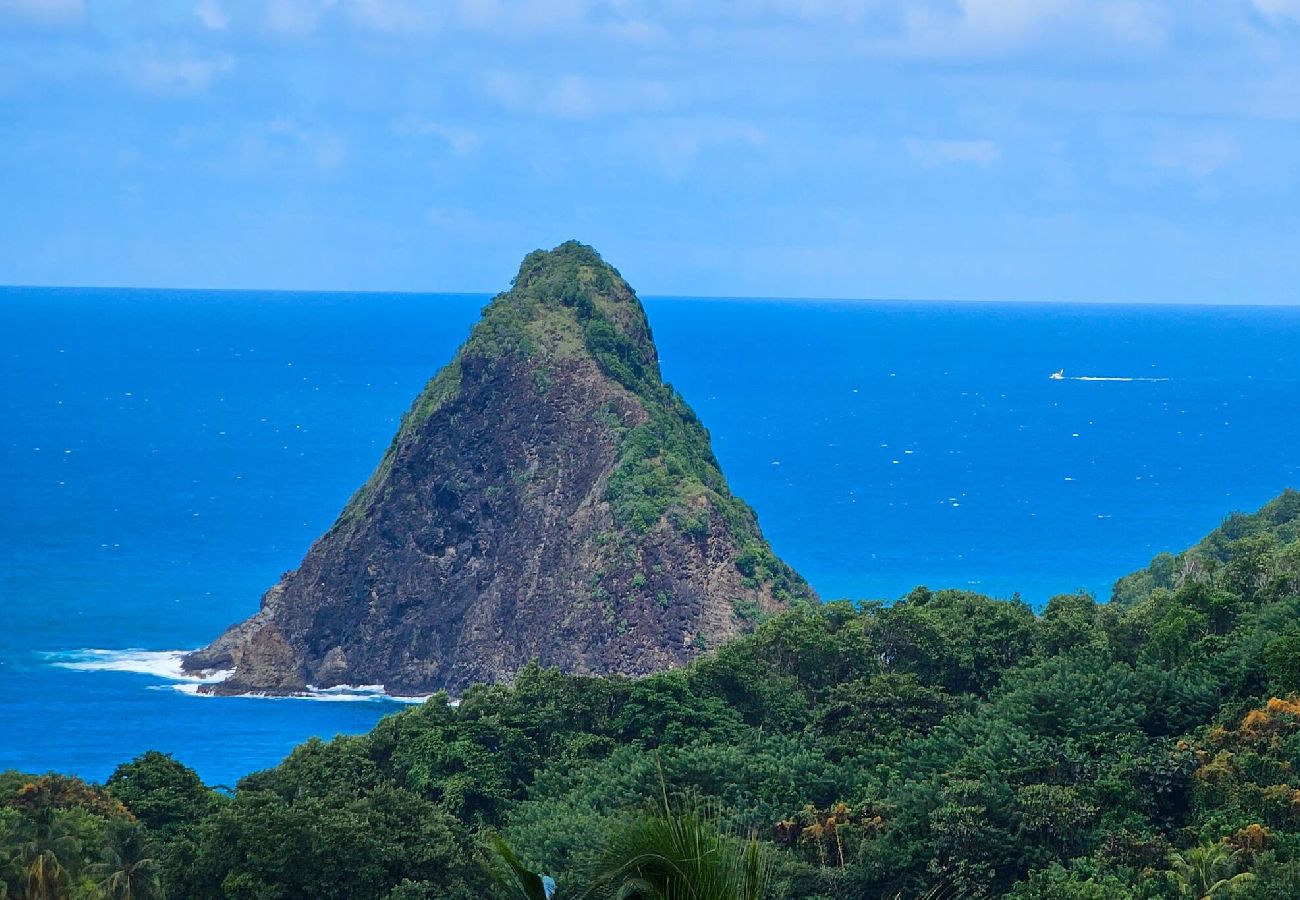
[
  {"x1": 584, "y1": 797, "x2": 771, "y2": 900},
  {"x1": 1169, "y1": 841, "x2": 1255, "y2": 898},
  {"x1": 25, "y1": 489, "x2": 1300, "y2": 898},
  {"x1": 90, "y1": 820, "x2": 163, "y2": 900},
  {"x1": 183, "y1": 783, "x2": 488, "y2": 900},
  {"x1": 106, "y1": 751, "x2": 218, "y2": 837},
  {"x1": 1007, "y1": 859, "x2": 1169, "y2": 898},
  {"x1": 1261, "y1": 634, "x2": 1300, "y2": 694},
  {"x1": 6, "y1": 806, "x2": 82, "y2": 900},
  {"x1": 484, "y1": 832, "x2": 554, "y2": 900},
  {"x1": 1112, "y1": 489, "x2": 1300, "y2": 607}
]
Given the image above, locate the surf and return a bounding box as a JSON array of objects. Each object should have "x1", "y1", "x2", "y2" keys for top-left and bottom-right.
[{"x1": 45, "y1": 649, "x2": 430, "y2": 704}]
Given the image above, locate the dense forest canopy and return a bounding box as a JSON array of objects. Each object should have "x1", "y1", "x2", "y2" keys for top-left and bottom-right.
[{"x1": 7, "y1": 489, "x2": 1300, "y2": 898}]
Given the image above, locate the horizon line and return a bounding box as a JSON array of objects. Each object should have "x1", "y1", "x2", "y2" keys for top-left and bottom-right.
[{"x1": 1, "y1": 282, "x2": 1297, "y2": 310}]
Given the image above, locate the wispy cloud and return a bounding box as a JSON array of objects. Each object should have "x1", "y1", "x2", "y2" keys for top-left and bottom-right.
[
  {"x1": 1148, "y1": 130, "x2": 1237, "y2": 177},
  {"x1": 345, "y1": 0, "x2": 435, "y2": 33},
  {"x1": 393, "y1": 119, "x2": 481, "y2": 155},
  {"x1": 265, "y1": 119, "x2": 349, "y2": 172},
  {"x1": 627, "y1": 117, "x2": 768, "y2": 180},
  {"x1": 853, "y1": 0, "x2": 1168, "y2": 60},
  {"x1": 1253, "y1": 0, "x2": 1300, "y2": 25},
  {"x1": 480, "y1": 70, "x2": 676, "y2": 119},
  {"x1": 195, "y1": 0, "x2": 229, "y2": 31},
  {"x1": 0, "y1": 0, "x2": 84, "y2": 27},
  {"x1": 1, "y1": 0, "x2": 1297, "y2": 302},
  {"x1": 426, "y1": 205, "x2": 502, "y2": 237},
  {"x1": 904, "y1": 138, "x2": 1001, "y2": 167},
  {"x1": 122, "y1": 50, "x2": 234, "y2": 96},
  {"x1": 263, "y1": 0, "x2": 334, "y2": 37}
]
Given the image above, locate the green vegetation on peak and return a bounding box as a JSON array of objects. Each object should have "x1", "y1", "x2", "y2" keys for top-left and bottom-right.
[
  {"x1": 193, "y1": 241, "x2": 815, "y2": 698},
  {"x1": 334, "y1": 241, "x2": 810, "y2": 603},
  {"x1": 333, "y1": 242, "x2": 646, "y2": 530},
  {"x1": 472, "y1": 240, "x2": 654, "y2": 381}
]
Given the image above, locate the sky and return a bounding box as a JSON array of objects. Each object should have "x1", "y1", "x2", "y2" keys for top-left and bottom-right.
[{"x1": 1, "y1": 0, "x2": 1298, "y2": 303}]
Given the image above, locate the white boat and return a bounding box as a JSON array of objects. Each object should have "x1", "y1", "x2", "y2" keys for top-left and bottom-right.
[{"x1": 1049, "y1": 369, "x2": 1065, "y2": 380}]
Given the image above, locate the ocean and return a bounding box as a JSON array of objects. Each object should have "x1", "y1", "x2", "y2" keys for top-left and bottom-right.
[{"x1": 4, "y1": 287, "x2": 1299, "y2": 786}]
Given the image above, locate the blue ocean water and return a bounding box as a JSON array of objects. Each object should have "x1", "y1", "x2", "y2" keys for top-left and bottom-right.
[{"x1": 4, "y1": 287, "x2": 1300, "y2": 786}]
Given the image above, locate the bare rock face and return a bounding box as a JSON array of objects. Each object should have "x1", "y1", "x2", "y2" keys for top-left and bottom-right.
[{"x1": 184, "y1": 241, "x2": 814, "y2": 695}]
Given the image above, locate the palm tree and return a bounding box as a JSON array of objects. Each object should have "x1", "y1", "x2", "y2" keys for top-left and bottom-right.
[
  {"x1": 8, "y1": 807, "x2": 81, "y2": 900},
  {"x1": 90, "y1": 821, "x2": 163, "y2": 900},
  {"x1": 583, "y1": 800, "x2": 770, "y2": 900},
  {"x1": 1170, "y1": 841, "x2": 1255, "y2": 899}
]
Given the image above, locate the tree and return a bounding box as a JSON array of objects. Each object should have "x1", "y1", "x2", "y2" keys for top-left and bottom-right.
[
  {"x1": 185, "y1": 783, "x2": 490, "y2": 900},
  {"x1": 107, "y1": 751, "x2": 218, "y2": 836},
  {"x1": 1170, "y1": 842, "x2": 1254, "y2": 899},
  {"x1": 1261, "y1": 634, "x2": 1300, "y2": 694},
  {"x1": 8, "y1": 807, "x2": 80, "y2": 900},
  {"x1": 91, "y1": 821, "x2": 163, "y2": 900}
]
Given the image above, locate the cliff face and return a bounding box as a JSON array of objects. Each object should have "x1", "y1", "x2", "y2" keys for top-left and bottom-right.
[{"x1": 184, "y1": 242, "x2": 814, "y2": 695}]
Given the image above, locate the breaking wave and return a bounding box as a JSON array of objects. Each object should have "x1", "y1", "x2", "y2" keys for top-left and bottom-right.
[
  {"x1": 43, "y1": 649, "x2": 429, "y2": 704},
  {"x1": 166, "y1": 683, "x2": 431, "y2": 704},
  {"x1": 45, "y1": 648, "x2": 229, "y2": 682}
]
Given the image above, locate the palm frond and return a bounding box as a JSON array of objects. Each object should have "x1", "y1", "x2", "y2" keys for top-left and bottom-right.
[
  {"x1": 582, "y1": 798, "x2": 771, "y2": 900},
  {"x1": 485, "y1": 832, "x2": 555, "y2": 900}
]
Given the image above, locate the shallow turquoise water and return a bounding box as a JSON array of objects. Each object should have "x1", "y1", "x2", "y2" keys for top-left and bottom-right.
[{"x1": 3, "y1": 288, "x2": 1299, "y2": 784}]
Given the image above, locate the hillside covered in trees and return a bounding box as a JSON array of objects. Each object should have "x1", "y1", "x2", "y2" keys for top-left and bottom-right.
[{"x1": 8, "y1": 490, "x2": 1300, "y2": 898}]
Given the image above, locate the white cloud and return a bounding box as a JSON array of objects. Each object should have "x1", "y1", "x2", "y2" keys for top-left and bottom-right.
[
  {"x1": 241, "y1": 0, "x2": 668, "y2": 43},
  {"x1": 345, "y1": 0, "x2": 436, "y2": 32},
  {"x1": 904, "y1": 138, "x2": 1001, "y2": 166},
  {"x1": 218, "y1": 0, "x2": 1170, "y2": 60},
  {"x1": 1148, "y1": 130, "x2": 1237, "y2": 177},
  {"x1": 394, "y1": 119, "x2": 482, "y2": 155},
  {"x1": 453, "y1": 0, "x2": 667, "y2": 41},
  {"x1": 623, "y1": 116, "x2": 768, "y2": 180},
  {"x1": 123, "y1": 51, "x2": 234, "y2": 96},
  {"x1": 195, "y1": 0, "x2": 229, "y2": 30},
  {"x1": 481, "y1": 70, "x2": 675, "y2": 119},
  {"x1": 265, "y1": 119, "x2": 349, "y2": 172},
  {"x1": 426, "y1": 205, "x2": 501, "y2": 237},
  {"x1": 1253, "y1": 0, "x2": 1300, "y2": 24},
  {"x1": 852, "y1": 0, "x2": 1167, "y2": 60},
  {"x1": 263, "y1": 0, "x2": 335, "y2": 37},
  {"x1": 0, "y1": 0, "x2": 83, "y2": 26}
]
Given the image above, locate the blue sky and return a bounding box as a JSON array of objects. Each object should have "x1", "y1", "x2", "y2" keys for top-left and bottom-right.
[{"x1": 1, "y1": 0, "x2": 1298, "y2": 303}]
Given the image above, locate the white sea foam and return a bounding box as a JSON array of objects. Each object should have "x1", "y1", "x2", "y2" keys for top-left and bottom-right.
[
  {"x1": 45, "y1": 648, "x2": 230, "y2": 683},
  {"x1": 1065, "y1": 375, "x2": 1169, "y2": 383},
  {"x1": 166, "y1": 683, "x2": 431, "y2": 703},
  {"x1": 46, "y1": 648, "x2": 430, "y2": 704}
]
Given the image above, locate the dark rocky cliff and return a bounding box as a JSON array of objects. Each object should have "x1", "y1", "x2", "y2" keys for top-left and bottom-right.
[{"x1": 184, "y1": 241, "x2": 815, "y2": 695}]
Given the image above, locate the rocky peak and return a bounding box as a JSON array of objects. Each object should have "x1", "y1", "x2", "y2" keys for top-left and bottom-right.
[{"x1": 185, "y1": 241, "x2": 815, "y2": 696}]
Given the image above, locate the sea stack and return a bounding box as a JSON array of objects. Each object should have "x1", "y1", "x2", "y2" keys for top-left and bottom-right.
[{"x1": 184, "y1": 242, "x2": 815, "y2": 695}]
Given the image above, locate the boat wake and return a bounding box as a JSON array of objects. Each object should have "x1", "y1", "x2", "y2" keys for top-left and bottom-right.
[
  {"x1": 42, "y1": 649, "x2": 429, "y2": 704},
  {"x1": 1050, "y1": 370, "x2": 1167, "y2": 383}
]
